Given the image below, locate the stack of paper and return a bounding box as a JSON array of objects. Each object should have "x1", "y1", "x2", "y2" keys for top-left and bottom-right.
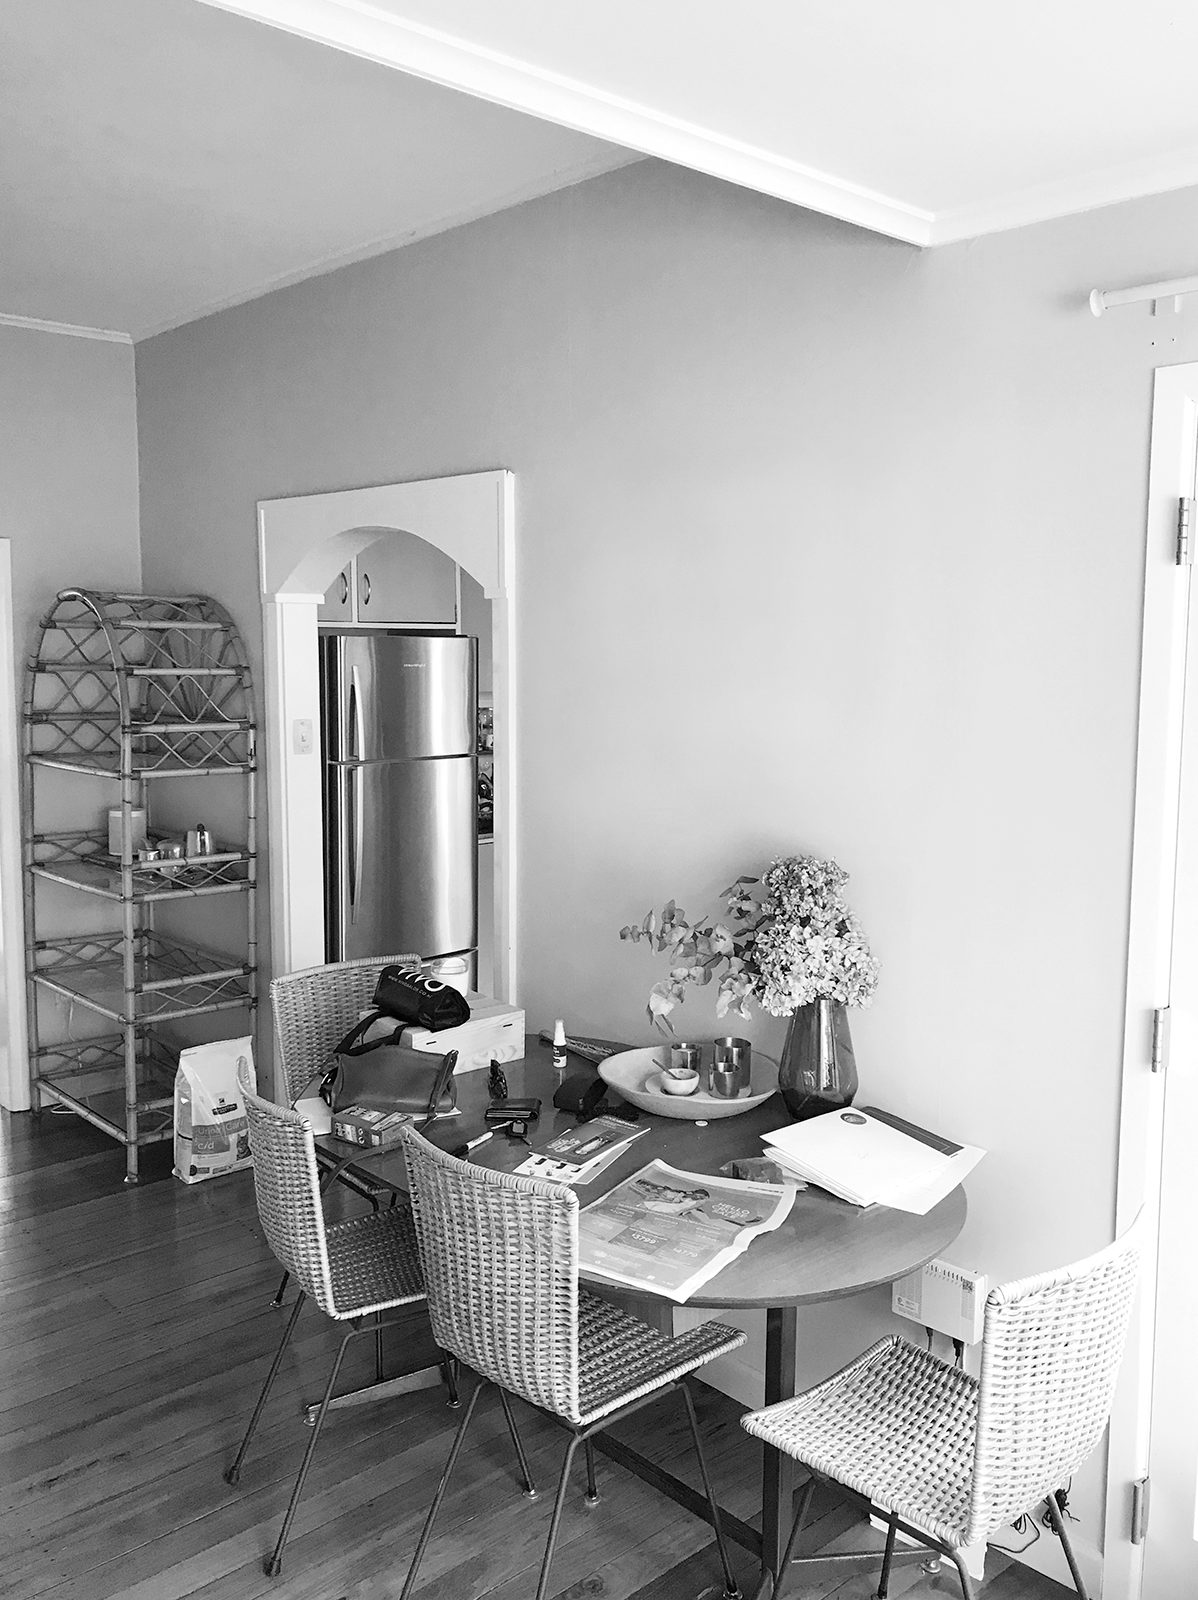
[{"x1": 763, "y1": 1105, "x2": 984, "y2": 1214}]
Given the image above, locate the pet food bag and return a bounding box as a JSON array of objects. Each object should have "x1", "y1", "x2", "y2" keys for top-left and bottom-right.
[{"x1": 173, "y1": 1036, "x2": 256, "y2": 1185}]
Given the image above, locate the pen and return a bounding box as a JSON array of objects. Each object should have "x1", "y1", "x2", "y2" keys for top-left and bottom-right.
[{"x1": 452, "y1": 1129, "x2": 496, "y2": 1159}]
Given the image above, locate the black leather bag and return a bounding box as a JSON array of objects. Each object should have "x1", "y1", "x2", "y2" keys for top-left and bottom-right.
[
  {"x1": 320, "y1": 1016, "x2": 458, "y2": 1119},
  {"x1": 372, "y1": 964, "x2": 471, "y2": 1032}
]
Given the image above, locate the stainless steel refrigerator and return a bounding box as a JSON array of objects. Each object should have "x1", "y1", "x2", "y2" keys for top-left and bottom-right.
[{"x1": 321, "y1": 632, "x2": 478, "y2": 969}]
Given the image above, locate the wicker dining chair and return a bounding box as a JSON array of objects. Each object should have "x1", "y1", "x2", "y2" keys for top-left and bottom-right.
[
  {"x1": 267, "y1": 953, "x2": 420, "y2": 1305},
  {"x1": 397, "y1": 1126, "x2": 749, "y2": 1600},
  {"x1": 741, "y1": 1220, "x2": 1142, "y2": 1600},
  {"x1": 225, "y1": 1065, "x2": 446, "y2": 1578}
]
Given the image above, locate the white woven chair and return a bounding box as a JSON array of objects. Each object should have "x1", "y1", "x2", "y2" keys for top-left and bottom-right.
[
  {"x1": 267, "y1": 954, "x2": 420, "y2": 1305},
  {"x1": 225, "y1": 1065, "x2": 444, "y2": 1578},
  {"x1": 271, "y1": 952, "x2": 421, "y2": 1104},
  {"x1": 741, "y1": 1221, "x2": 1142, "y2": 1600},
  {"x1": 397, "y1": 1125, "x2": 750, "y2": 1600}
]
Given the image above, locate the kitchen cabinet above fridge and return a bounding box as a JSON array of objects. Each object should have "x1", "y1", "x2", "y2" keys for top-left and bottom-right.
[{"x1": 318, "y1": 530, "x2": 458, "y2": 627}]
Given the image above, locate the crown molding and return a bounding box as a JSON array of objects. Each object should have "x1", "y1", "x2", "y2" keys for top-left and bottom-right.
[
  {"x1": 0, "y1": 312, "x2": 132, "y2": 344},
  {"x1": 195, "y1": 0, "x2": 935, "y2": 246}
]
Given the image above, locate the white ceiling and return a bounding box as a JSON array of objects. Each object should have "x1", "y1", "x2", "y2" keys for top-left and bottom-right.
[
  {"x1": 6, "y1": 0, "x2": 1198, "y2": 341},
  {"x1": 205, "y1": 0, "x2": 1198, "y2": 245}
]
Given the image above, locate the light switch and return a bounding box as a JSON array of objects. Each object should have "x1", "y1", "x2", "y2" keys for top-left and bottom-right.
[{"x1": 293, "y1": 718, "x2": 314, "y2": 755}]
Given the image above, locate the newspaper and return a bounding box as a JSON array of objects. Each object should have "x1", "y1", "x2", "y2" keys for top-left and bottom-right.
[{"x1": 578, "y1": 1158, "x2": 795, "y2": 1302}]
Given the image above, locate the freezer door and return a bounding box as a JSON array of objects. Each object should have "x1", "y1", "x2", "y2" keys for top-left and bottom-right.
[
  {"x1": 338, "y1": 755, "x2": 477, "y2": 962},
  {"x1": 329, "y1": 633, "x2": 476, "y2": 761}
]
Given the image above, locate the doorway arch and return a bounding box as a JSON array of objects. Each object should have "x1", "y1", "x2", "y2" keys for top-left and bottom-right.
[{"x1": 258, "y1": 470, "x2": 516, "y2": 1003}]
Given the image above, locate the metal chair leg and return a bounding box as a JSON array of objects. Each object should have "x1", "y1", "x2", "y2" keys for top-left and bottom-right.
[
  {"x1": 763, "y1": 1474, "x2": 815, "y2": 1600},
  {"x1": 497, "y1": 1388, "x2": 539, "y2": 1498},
  {"x1": 375, "y1": 1311, "x2": 385, "y2": 1384},
  {"x1": 948, "y1": 1548, "x2": 980, "y2": 1600},
  {"x1": 270, "y1": 1270, "x2": 290, "y2": 1308},
  {"x1": 535, "y1": 1434, "x2": 583, "y2": 1600},
  {"x1": 265, "y1": 1327, "x2": 354, "y2": 1577},
  {"x1": 225, "y1": 1292, "x2": 306, "y2": 1485},
  {"x1": 443, "y1": 1355, "x2": 460, "y2": 1407},
  {"x1": 680, "y1": 1380, "x2": 743, "y2": 1600},
  {"x1": 584, "y1": 1438, "x2": 600, "y2": 1505},
  {"x1": 875, "y1": 1512, "x2": 899, "y2": 1598},
  {"x1": 400, "y1": 1378, "x2": 487, "y2": 1600},
  {"x1": 1045, "y1": 1492, "x2": 1090, "y2": 1598}
]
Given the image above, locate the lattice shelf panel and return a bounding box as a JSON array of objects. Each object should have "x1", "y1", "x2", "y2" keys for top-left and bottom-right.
[
  {"x1": 26, "y1": 590, "x2": 254, "y2": 774},
  {"x1": 30, "y1": 930, "x2": 254, "y2": 1024},
  {"x1": 32, "y1": 1033, "x2": 177, "y2": 1142}
]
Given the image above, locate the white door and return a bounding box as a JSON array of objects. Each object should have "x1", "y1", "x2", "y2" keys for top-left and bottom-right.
[
  {"x1": 1109, "y1": 364, "x2": 1198, "y2": 1600},
  {"x1": 1144, "y1": 502, "x2": 1198, "y2": 1596}
]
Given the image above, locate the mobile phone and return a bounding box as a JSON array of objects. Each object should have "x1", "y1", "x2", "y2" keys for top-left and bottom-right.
[{"x1": 485, "y1": 1097, "x2": 541, "y2": 1125}]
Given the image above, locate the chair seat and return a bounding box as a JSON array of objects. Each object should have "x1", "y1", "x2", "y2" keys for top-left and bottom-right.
[
  {"x1": 743, "y1": 1335, "x2": 979, "y2": 1549},
  {"x1": 575, "y1": 1290, "x2": 745, "y2": 1425},
  {"x1": 326, "y1": 1204, "x2": 426, "y2": 1319}
]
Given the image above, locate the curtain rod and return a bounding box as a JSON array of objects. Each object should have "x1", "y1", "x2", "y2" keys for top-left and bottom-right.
[{"x1": 1090, "y1": 273, "x2": 1198, "y2": 316}]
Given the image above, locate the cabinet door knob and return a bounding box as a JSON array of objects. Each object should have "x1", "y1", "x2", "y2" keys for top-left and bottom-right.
[
  {"x1": 360, "y1": 570, "x2": 372, "y2": 608},
  {"x1": 339, "y1": 572, "x2": 349, "y2": 605}
]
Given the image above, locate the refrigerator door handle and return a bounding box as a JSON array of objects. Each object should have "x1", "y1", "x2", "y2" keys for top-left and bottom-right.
[{"x1": 348, "y1": 667, "x2": 365, "y2": 919}]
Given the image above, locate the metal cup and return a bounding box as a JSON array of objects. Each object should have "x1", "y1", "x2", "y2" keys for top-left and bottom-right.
[
  {"x1": 711, "y1": 1037, "x2": 751, "y2": 1097},
  {"x1": 668, "y1": 1042, "x2": 702, "y2": 1078}
]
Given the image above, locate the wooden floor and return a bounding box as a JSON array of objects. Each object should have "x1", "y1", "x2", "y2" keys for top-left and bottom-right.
[{"x1": 0, "y1": 1107, "x2": 1074, "y2": 1600}]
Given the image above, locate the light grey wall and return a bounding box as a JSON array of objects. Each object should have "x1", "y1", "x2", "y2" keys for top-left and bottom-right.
[
  {"x1": 135, "y1": 163, "x2": 1198, "y2": 1565},
  {"x1": 1, "y1": 326, "x2": 141, "y2": 678},
  {"x1": 0, "y1": 326, "x2": 141, "y2": 1087},
  {"x1": 134, "y1": 158, "x2": 1191, "y2": 1269}
]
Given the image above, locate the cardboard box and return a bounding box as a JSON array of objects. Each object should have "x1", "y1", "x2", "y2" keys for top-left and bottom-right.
[
  {"x1": 330, "y1": 1105, "x2": 412, "y2": 1148},
  {"x1": 400, "y1": 992, "x2": 525, "y2": 1072}
]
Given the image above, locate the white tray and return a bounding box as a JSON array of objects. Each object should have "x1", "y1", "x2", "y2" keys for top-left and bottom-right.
[{"x1": 598, "y1": 1045, "x2": 779, "y2": 1120}]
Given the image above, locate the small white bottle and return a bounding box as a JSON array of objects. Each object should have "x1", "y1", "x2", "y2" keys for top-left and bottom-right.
[{"x1": 552, "y1": 1019, "x2": 567, "y2": 1083}]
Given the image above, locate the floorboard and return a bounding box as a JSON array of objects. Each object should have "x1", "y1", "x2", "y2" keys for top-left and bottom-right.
[{"x1": 0, "y1": 1107, "x2": 1075, "y2": 1599}]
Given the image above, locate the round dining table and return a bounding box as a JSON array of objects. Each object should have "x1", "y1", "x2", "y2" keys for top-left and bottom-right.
[{"x1": 320, "y1": 1041, "x2": 967, "y2": 1588}]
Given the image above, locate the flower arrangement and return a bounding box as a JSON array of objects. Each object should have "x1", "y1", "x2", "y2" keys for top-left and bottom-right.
[{"x1": 620, "y1": 854, "x2": 879, "y2": 1031}]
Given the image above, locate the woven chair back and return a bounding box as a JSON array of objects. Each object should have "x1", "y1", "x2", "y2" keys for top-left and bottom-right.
[
  {"x1": 270, "y1": 954, "x2": 420, "y2": 1105},
  {"x1": 967, "y1": 1220, "x2": 1142, "y2": 1542},
  {"x1": 401, "y1": 1128, "x2": 582, "y2": 1420},
  {"x1": 238, "y1": 1063, "x2": 338, "y2": 1318}
]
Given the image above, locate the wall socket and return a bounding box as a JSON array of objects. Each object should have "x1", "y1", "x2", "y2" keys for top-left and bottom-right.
[{"x1": 892, "y1": 1257, "x2": 988, "y2": 1344}]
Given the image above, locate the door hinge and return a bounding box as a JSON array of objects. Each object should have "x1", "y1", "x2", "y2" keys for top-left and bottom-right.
[
  {"x1": 1152, "y1": 1007, "x2": 1171, "y2": 1074},
  {"x1": 1131, "y1": 1475, "x2": 1151, "y2": 1544},
  {"x1": 1178, "y1": 497, "x2": 1195, "y2": 566}
]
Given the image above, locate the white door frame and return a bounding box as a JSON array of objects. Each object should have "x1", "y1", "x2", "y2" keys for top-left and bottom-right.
[
  {"x1": 0, "y1": 542, "x2": 30, "y2": 1110},
  {"x1": 258, "y1": 470, "x2": 517, "y2": 999},
  {"x1": 1104, "y1": 362, "x2": 1198, "y2": 1596}
]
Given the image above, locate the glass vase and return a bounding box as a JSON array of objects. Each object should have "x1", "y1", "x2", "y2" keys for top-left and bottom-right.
[{"x1": 777, "y1": 997, "x2": 859, "y2": 1121}]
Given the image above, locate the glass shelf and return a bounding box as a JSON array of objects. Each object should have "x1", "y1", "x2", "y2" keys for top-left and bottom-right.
[
  {"x1": 30, "y1": 831, "x2": 253, "y2": 902},
  {"x1": 31, "y1": 931, "x2": 254, "y2": 1025},
  {"x1": 31, "y1": 1034, "x2": 176, "y2": 1145}
]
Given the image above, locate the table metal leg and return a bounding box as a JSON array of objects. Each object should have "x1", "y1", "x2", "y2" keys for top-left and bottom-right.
[{"x1": 761, "y1": 1305, "x2": 798, "y2": 1582}]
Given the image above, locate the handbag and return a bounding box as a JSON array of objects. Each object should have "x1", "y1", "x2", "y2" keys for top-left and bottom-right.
[
  {"x1": 320, "y1": 1015, "x2": 458, "y2": 1119},
  {"x1": 372, "y1": 964, "x2": 471, "y2": 1032}
]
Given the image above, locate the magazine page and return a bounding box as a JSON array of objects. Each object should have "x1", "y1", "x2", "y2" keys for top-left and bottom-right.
[
  {"x1": 578, "y1": 1159, "x2": 795, "y2": 1302},
  {"x1": 514, "y1": 1116, "x2": 648, "y2": 1185}
]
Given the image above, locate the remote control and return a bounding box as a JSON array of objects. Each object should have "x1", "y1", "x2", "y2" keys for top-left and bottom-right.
[{"x1": 536, "y1": 1031, "x2": 628, "y2": 1065}]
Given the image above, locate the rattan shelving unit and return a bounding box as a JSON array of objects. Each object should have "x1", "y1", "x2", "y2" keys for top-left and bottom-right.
[{"x1": 23, "y1": 591, "x2": 257, "y2": 1182}]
